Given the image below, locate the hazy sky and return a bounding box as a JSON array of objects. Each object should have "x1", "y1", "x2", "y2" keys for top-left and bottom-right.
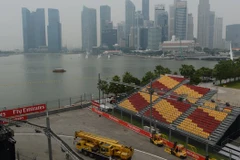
[{"x1": 0, "y1": 0, "x2": 240, "y2": 50}]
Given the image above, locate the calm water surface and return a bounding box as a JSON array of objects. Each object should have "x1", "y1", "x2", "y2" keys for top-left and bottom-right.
[{"x1": 0, "y1": 54, "x2": 217, "y2": 108}]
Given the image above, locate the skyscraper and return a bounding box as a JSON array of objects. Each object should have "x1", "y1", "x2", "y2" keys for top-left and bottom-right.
[
  {"x1": 197, "y1": 0, "x2": 210, "y2": 47},
  {"x1": 209, "y1": 11, "x2": 215, "y2": 49},
  {"x1": 35, "y1": 9, "x2": 46, "y2": 48},
  {"x1": 175, "y1": 1, "x2": 188, "y2": 40},
  {"x1": 139, "y1": 28, "x2": 148, "y2": 50},
  {"x1": 148, "y1": 27, "x2": 161, "y2": 50},
  {"x1": 142, "y1": 0, "x2": 149, "y2": 20},
  {"x1": 168, "y1": 0, "x2": 180, "y2": 40},
  {"x1": 22, "y1": 8, "x2": 31, "y2": 52},
  {"x1": 135, "y1": 11, "x2": 144, "y2": 27},
  {"x1": 213, "y1": 17, "x2": 223, "y2": 49},
  {"x1": 100, "y1": 5, "x2": 111, "y2": 45},
  {"x1": 48, "y1": 8, "x2": 62, "y2": 52},
  {"x1": 117, "y1": 22, "x2": 126, "y2": 47},
  {"x1": 22, "y1": 8, "x2": 46, "y2": 52},
  {"x1": 226, "y1": 24, "x2": 240, "y2": 48},
  {"x1": 187, "y1": 13, "x2": 194, "y2": 40},
  {"x1": 81, "y1": 6, "x2": 97, "y2": 51},
  {"x1": 154, "y1": 4, "x2": 168, "y2": 42},
  {"x1": 125, "y1": 0, "x2": 136, "y2": 47}
]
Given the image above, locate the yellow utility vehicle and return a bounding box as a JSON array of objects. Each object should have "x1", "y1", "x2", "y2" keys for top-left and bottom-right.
[
  {"x1": 74, "y1": 131, "x2": 134, "y2": 160},
  {"x1": 150, "y1": 132, "x2": 167, "y2": 147},
  {"x1": 164, "y1": 142, "x2": 187, "y2": 159}
]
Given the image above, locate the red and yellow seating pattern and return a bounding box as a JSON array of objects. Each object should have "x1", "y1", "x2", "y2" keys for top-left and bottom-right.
[
  {"x1": 143, "y1": 75, "x2": 186, "y2": 95},
  {"x1": 204, "y1": 101, "x2": 216, "y2": 109},
  {"x1": 174, "y1": 85, "x2": 210, "y2": 103},
  {"x1": 144, "y1": 98, "x2": 191, "y2": 124},
  {"x1": 178, "y1": 107, "x2": 228, "y2": 138},
  {"x1": 118, "y1": 92, "x2": 158, "y2": 113}
]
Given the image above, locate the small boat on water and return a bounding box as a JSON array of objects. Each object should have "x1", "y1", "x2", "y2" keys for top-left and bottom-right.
[{"x1": 53, "y1": 68, "x2": 66, "y2": 73}]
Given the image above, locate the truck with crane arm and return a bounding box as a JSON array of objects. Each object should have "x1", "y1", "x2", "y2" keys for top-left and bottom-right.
[{"x1": 74, "y1": 130, "x2": 134, "y2": 160}]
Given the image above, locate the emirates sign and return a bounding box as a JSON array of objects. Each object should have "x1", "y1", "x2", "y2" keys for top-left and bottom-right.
[{"x1": 0, "y1": 104, "x2": 46, "y2": 118}]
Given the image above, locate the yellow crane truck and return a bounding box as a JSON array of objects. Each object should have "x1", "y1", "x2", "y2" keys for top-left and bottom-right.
[{"x1": 74, "y1": 131, "x2": 134, "y2": 160}]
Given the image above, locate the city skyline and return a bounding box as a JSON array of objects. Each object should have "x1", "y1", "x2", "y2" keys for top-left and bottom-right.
[{"x1": 1, "y1": 0, "x2": 240, "y2": 50}]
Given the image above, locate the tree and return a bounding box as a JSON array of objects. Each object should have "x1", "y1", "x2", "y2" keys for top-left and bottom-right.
[
  {"x1": 108, "y1": 75, "x2": 124, "y2": 96},
  {"x1": 98, "y1": 80, "x2": 109, "y2": 98},
  {"x1": 195, "y1": 46, "x2": 202, "y2": 52},
  {"x1": 174, "y1": 71, "x2": 178, "y2": 75},
  {"x1": 179, "y1": 65, "x2": 196, "y2": 78},
  {"x1": 141, "y1": 71, "x2": 156, "y2": 86},
  {"x1": 203, "y1": 47, "x2": 211, "y2": 54},
  {"x1": 122, "y1": 72, "x2": 140, "y2": 92},
  {"x1": 196, "y1": 67, "x2": 213, "y2": 82},
  {"x1": 190, "y1": 73, "x2": 201, "y2": 85},
  {"x1": 213, "y1": 60, "x2": 233, "y2": 84},
  {"x1": 154, "y1": 65, "x2": 171, "y2": 77}
]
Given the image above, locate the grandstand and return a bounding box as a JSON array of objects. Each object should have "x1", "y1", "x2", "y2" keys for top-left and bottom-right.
[{"x1": 117, "y1": 75, "x2": 240, "y2": 148}]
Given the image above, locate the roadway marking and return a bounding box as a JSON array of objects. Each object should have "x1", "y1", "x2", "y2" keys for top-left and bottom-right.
[
  {"x1": 134, "y1": 149, "x2": 167, "y2": 160},
  {"x1": 15, "y1": 132, "x2": 167, "y2": 160}
]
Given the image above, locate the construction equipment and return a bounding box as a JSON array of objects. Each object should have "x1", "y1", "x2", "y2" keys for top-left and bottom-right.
[
  {"x1": 150, "y1": 131, "x2": 167, "y2": 147},
  {"x1": 164, "y1": 142, "x2": 187, "y2": 159},
  {"x1": 75, "y1": 130, "x2": 134, "y2": 160}
]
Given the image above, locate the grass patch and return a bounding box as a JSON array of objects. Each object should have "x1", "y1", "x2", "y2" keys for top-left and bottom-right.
[
  {"x1": 109, "y1": 109, "x2": 228, "y2": 160},
  {"x1": 219, "y1": 81, "x2": 240, "y2": 89}
]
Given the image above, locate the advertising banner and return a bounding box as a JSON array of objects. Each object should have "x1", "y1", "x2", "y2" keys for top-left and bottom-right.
[{"x1": 0, "y1": 104, "x2": 46, "y2": 118}]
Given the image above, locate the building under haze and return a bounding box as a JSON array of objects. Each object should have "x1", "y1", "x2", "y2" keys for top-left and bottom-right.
[
  {"x1": 175, "y1": 1, "x2": 188, "y2": 40},
  {"x1": 47, "y1": 8, "x2": 62, "y2": 53},
  {"x1": 101, "y1": 29, "x2": 117, "y2": 47},
  {"x1": 139, "y1": 28, "x2": 148, "y2": 50},
  {"x1": 100, "y1": 5, "x2": 111, "y2": 46},
  {"x1": 117, "y1": 22, "x2": 126, "y2": 47},
  {"x1": 22, "y1": 8, "x2": 46, "y2": 52},
  {"x1": 142, "y1": 0, "x2": 149, "y2": 21},
  {"x1": 148, "y1": 27, "x2": 161, "y2": 50},
  {"x1": 226, "y1": 24, "x2": 240, "y2": 49},
  {"x1": 197, "y1": 0, "x2": 210, "y2": 48},
  {"x1": 213, "y1": 17, "x2": 223, "y2": 49},
  {"x1": 187, "y1": 13, "x2": 194, "y2": 40},
  {"x1": 154, "y1": 4, "x2": 168, "y2": 42},
  {"x1": 209, "y1": 11, "x2": 215, "y2": 49},
  {"x1": 125, "y1": 0, "x2": 136, "y2": 47},
  {"x1": 81, "y1": 6, "x2": 97, "y2": 51},
  {"x1": 168, "y1": 0, "x2": 180, "y2": 40}
]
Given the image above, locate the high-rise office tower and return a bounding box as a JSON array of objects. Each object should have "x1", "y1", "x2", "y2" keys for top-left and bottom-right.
[
  {"x1": 81, "y1": 6, "x2": 97, "y2": 51},
  {"x1": 35, "y1": 9, "x2": 46, "y2": 48},
  {"x1": 139, "y1": 28, "x2": 148, "y2": 50},
  {"x1": 226, "y1": 24, "x2": 240, "y2": 48},
  {"x1": 148, "y1": 27, "x2": 162, "y2": 50},
  {"x1": 142, "y1": 0, "x2": 149, "y2": 20},
  {"x1": 197, "y1": 0, "x2": 210, "y2": 47},
  {"x1": 22, "y1": 8, "x2": 46, "y2": 52},
  {"x1": 175, "y1": 1, "x2": 188, "y2": 40},
  {"x1": 117, "y1": 22, "x2": 126, "y2": 47},
  {"x1": 100, "y1": 5, "x2": 111, "y2": 45},
  {"x1": 47, "y1": 8, "x2": 62, "y2": 52},
  {"x1": 213, "y1": 17, "x2": 223, "y2": 49},
  {"x1": 168, "y1": 0, "x2": 180, "y2": 40},
  {"x1": 135, "y1": 11, "x2": 144, "y2": 27},
  {"x1": 125, "y1": 0, "x2": 136, "y2": 47},
  {"x1": 154, "y1": 4, "x2": 168, "y2": 42},
  {"x1": 187, "y1": 13, "x2": 194, "y2": 40},
  {"x1": 209, "y1": 11, "x2": 215, "y2": 49}
]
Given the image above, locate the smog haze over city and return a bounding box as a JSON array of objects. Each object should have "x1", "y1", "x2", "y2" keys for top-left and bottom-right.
[{"x1": 0, "y1": 0, "x2": 240, "y2": 50}]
